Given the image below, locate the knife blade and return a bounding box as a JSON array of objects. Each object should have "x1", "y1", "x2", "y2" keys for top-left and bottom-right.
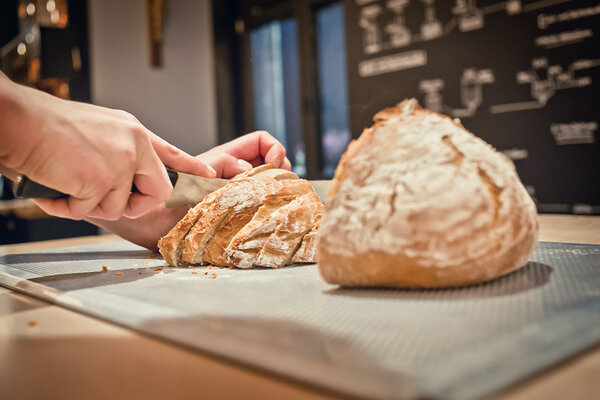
[
  {"x1": 168, "y1": 174, "x2": 332, "y2": 207},
  {"x1": 5, "y1": 169, "x2": 332, "y2": 207}
]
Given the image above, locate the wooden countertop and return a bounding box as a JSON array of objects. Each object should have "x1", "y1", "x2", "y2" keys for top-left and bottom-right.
[{"x1": 1, "y1": 214, "x2": 599, "y2": 400}]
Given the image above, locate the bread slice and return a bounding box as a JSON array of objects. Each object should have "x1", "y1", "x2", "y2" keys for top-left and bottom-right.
[
  {"x1": 291, "y1": 221, "x2": 320, "y2": 264},
  {"x1": 158, "y1": 189, "x2": 222, "y2": 266},
  {"x1": 180, "y1": 178, "x2": 267, "y2": 265},
  {"x1": 225, "y1": 179, "x2": 314, "y2": 268},
  {"x1": 201, "y1": 177, "x2": 281, "y2": 266},
  {"x1": 201, "y1": 167, "x2": 300, "y2": 266},
  {"x1": 254, "y1": 191, "x2": 323, "y2": 268}
]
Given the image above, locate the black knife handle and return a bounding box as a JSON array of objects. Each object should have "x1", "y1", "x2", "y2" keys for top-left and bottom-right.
[{"x1": 13, "y1": 169, "x2": 179, "y2": 199}]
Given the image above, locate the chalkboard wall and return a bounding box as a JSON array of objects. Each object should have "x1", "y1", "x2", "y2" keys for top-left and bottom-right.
[{"x1": 344, "y1": 0, "x2": 599, "y2": 214}]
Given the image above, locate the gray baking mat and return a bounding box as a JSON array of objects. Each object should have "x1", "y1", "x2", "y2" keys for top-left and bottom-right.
[{"x1": 1, "y1": 241, "x2": 600, "y2": 400}]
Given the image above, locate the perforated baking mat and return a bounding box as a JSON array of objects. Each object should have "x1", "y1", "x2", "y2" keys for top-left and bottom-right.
[{"x1": 1, "y1": 241, "x2": 599, "y2": 400}]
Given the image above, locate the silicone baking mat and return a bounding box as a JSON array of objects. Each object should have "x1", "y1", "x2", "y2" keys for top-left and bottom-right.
[{"x1": 1, "y1": 241, "x2": 599, "y2": 400}]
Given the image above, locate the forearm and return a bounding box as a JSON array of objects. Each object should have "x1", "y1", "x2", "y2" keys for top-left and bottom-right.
[
  {"x1": 86, "y1": 205, "x2": 190, "y2": 251},
  {"x1": 0, "y1": 73, "x2": 41, "y2": 171},
  {"x1": 0, "y1": 72, "x2": 19, "y2": 153}
]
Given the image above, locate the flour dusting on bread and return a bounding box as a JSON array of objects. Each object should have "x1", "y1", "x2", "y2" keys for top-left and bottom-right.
[{"x1": 318, "y1": 98, "x2": 539, "y2": 288}]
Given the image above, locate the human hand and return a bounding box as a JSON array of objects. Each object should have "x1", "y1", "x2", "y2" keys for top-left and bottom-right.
[
  {"x1": 86, "y1": 130, "x2": 291, "y2": 250},
  {"x1": 0, "y1": 77, "x2": 215, "y2": 221},
  {"x1": 197, "y1": 130, "x2": 292, "y2": 178}
]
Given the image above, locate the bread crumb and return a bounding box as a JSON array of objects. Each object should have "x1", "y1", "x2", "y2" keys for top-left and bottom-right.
[
  {"x1": 115, "y1": 272, "x2": 124, "y2": 276},
  {"x1": 102, "y1": 265, "x2": 109, "y2": 272},
  {"x1": 192, "y1": 271, "x2": 198, "y2": 275},
  {"x1": 209, "y1": 273, "x2": 217, "y2": 279},
  {"x1": 28, "y1": 320, "x2": 37, "y2": 327},
  {"x1": 154, "y1": 267, "x2": 163, "y2": 272},
  {"x1": 188, "y1": 265, "x2": 193, "y2": 269},
  {"x1": 204, "y1": 272, "x2": 208, "y2": 275},
  {"x1": 207, "y1": 265, "x2": 220, "y2": 270}
]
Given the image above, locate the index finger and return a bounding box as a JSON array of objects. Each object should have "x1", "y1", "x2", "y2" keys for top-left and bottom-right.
[{"x1": 149, "y1": 133, "x2": 217, "y2": 177}]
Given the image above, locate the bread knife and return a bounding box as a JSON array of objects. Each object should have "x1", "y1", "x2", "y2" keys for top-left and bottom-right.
[{"x1": 4, "y1": 169, "x2": 332, "y2": 207}]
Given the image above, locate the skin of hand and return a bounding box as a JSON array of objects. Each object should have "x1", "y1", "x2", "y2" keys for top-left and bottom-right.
[
  {"x1": 201, "y1": 130, "x2": 292, "y2": 173},
  {"x1": 0, "y1": 72, "x2": 216, "y2": 221},
  {"x1": 88, "y1": 131, "x2": 292, "y2": 251}
]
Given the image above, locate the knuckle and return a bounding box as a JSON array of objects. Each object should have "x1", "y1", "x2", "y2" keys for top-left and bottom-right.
[
  {"x1": 255, "y1": 130, "x2": 270, "y2": 138},
  {"x1": 114, "y1": 135, "x2": 139, "y2": 166},
  {"x1": 216, "y1": 152, "x2": 233, "y2": 162},
  {"x1": 128, "y1": 123, "x2": 149, "y2": 143},
  {"x1": 166, "y1": 144, "x2": 182, "y2": 158},
  {"x1": 122, "y1": 147, "x2": 137, "y2": 167},
  {"x1": 125, "y1": 121, "x2": 150, "y2": 146},
  {"x1": 73, "y1": 183, "x2": 95, "y2": 201},
  {"x1": 94, "y1": 174, "x2": 114, "y2": 194},
  {"x1": 116, "y1": 109, "x2": 139, "y2": 123}
]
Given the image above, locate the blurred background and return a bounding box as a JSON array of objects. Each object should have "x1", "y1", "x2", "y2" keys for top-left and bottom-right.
[{"x1": 1, "y1": 0, "x2": 598, "y2": 244}]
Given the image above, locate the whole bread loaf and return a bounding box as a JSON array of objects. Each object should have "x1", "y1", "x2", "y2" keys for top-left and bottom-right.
[
  {"x1": 158, "y1": 165, "x2": 322, "y2": 268},
  {"x1": 318, "y1": 99, "x2": 539, "y2": 288}
]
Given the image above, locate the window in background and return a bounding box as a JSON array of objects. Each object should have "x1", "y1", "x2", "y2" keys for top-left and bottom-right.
[
  {"x1": 316, "y1": 2, "x2": 350, "y2": 178},
  {"x1": 250, "y1": 18, "x2": 305, "y2": 177}
]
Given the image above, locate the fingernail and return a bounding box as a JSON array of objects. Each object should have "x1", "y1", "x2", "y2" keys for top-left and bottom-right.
[
  {"x1": 207, "y1": 165, "x2": 217, "y2": 177},
  {"x1": 237, "y1": 159, "x2": 252, "y2": 171}
]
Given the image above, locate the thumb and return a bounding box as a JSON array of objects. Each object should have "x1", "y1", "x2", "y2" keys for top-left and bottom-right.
[{"x1": 197, "y1": 153, "x2": 252, "y2": 178}]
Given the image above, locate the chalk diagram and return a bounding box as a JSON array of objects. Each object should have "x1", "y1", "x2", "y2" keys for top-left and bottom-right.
[
  {"x1": 489, "y1": 57, "x2": 600, "y2": 114},
  {"x1": 360, "y1": 4, "x2": 384, "y2": 54},
  {"x1": 420, "y1": 0, "x2": 443, "y2": 40},
  {"x1": 384, "y1": 0, "x2": 412, "y2": 49},
  {"x1": 357, "y1": 0, "x2": 597, "y2": 116},
  {"x1": 419, "y1": 68, "x2": 495, "y2": 118},
  {"x1": 357, "y1": 0, "x2": 575, "y2": 54},
  {"x1": 453, "y1": 0, "x2": 485, "y2": 32}
]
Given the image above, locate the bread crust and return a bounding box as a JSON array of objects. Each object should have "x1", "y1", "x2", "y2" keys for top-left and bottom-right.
[
  {"x1": 231, "y1": 164, "x2": 298, "y2": 181},
  {"x1": 291, "y1": 221, "x2": 320, "y2": 264},
  {"x1": 225, "y1": 180, "x2": 314, "y2": 268},
  {"x1": 181, "y1": 178, "x2": 267, "y2": 265},
  {"x1": 158, "y1": 165, "x2": 322, "y2": 268},
  {"x1": 157, "y1": 189, "x2": 221, "y2": 266},
  {"x1": 202, "y1": 177, "x2": 283, "y2": 266},
  {"x1": 255, "y1": 191, "x2": 323, "y2": 268},
  {"x1": 318, "y1": 98, "x2": 539, "y2": 288}
]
